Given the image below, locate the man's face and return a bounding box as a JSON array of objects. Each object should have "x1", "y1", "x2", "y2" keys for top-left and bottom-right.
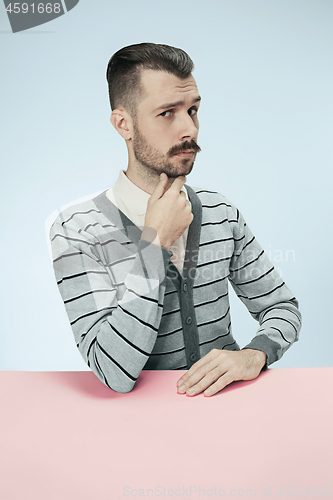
[{"x1": 131, "y1": 69, "x2": 201, "y2": 179}]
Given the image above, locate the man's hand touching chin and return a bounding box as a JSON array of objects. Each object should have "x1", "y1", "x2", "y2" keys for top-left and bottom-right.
[{"x1": 176, "y1": 349, "x2": 267, "y2": 397}]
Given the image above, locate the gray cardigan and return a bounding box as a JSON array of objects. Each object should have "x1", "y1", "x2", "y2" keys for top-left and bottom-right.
[{"x1": 50, "y1": 185, "x2": 301, "y2": 392}]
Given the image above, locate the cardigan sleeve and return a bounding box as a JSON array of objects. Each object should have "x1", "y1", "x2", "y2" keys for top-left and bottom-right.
[
  {"x1": 50, "y1": 217, "x2": 171, "y2": 393},
  {"x1": 227, "y1": 208, "x2": 302, "y2": 369}
]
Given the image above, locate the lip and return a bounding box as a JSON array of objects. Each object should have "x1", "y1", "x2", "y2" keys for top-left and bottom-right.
[{"x1": 175, "y1": 150, "x2": 194, "y2": 157}]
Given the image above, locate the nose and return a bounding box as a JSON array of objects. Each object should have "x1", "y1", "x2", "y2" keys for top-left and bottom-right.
[{"x1": 178, "y1": 111, "x2": 199, "y2": 142}]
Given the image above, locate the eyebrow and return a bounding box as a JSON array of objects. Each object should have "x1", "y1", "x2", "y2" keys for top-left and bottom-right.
[{"x1": 155, "y1": 96, "x2": 201, "y2": 112}]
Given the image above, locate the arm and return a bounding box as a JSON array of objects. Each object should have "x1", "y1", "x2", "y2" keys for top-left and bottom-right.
[
  {"x1": 176, "y1": 204, "x2": 301, "y2": 397},
  {"x1": 50, "y1": 217, "x2": 171, "y2": 393},
  {"x1": 50, "y1": 175, "x2": 192, "y2": 393},
  {"x1": 228, "y1": 208, "x2": 301, "y2": 368}
]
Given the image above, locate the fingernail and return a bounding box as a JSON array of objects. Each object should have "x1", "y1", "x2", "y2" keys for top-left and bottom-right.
[
  {"x1": 187, "y1": 388, "x2": 194, "y2": 394},
  {"x1": 160, "y1": 173, "x2": 164, "y2": 180},
  {"x1": 177, "y1": 379, "x2": 184, "y2": 387},
  {"x1": 178, "y1": 385, "x2": 186, "y2": 393}
]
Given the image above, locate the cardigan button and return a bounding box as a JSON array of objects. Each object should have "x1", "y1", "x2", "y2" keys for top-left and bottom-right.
[
  {"x1": 186, "y1": 316, "x2": 192, "y2": 325},
  {"x1": 190, "y1": 353, "x2": 197, "y2": 362},
  {"x1": 183, "y1": 283, "x2": 188, "y2": 292}
]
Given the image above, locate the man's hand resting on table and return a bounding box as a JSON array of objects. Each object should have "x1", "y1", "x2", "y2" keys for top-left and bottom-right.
[{"x1": 176, "y1": 349, "x2": 267, "y2": 397}]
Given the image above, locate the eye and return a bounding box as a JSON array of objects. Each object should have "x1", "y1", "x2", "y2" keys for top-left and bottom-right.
[
  {"x1": 188, "y1": 107, "x2": 198, "y2": 116},
  {"x1": 160, "y1": 110, "x2": 174, "y2": 117}
]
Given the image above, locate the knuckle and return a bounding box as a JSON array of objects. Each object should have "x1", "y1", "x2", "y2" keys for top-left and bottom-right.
[{"x1": 207, "y1": 370, "x2": 216, "y2": 381}]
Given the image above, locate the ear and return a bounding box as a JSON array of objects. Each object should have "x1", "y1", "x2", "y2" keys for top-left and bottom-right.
[{"x1": 110, "y1": 109, "x2": 132, "y2": 140}]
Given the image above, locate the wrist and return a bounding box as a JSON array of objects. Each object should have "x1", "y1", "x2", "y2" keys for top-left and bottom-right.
[
  {"x1": 141, "y1": 227, "x2": 171, "y2": 249},
  {"x1": 243, "y1": 349, "x2": 267, "y2": 370},
  {"x1": 141, "y1": 227, "x2": 159, "y2": 244}
]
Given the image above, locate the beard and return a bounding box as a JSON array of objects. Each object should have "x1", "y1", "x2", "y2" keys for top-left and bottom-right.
[{"x1": 132, "y1": 120, "x2": 201, "y2": 179}]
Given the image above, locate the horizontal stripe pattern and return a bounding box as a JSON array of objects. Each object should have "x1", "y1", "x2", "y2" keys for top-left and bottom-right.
[{"x1": 50, "y1": 187, "x2": 301, "y2": 392}]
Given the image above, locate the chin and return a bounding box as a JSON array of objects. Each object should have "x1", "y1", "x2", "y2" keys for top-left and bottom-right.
[{"x1": 165, "y1": 158, "x2": 195, "y2": 178}]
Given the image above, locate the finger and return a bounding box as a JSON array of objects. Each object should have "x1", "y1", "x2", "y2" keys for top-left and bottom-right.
[
  {"x1": 177, "y1": 349, "x2": 220, "y2": 387},
  {"x1": 177, "y1": 353, "x2": 223, "y2": 393},
  {"x1": 186, "y1": 200, "x2": 193, "y2": 213},
  {"x1": 188, "y1": 369, "x2": 234, "y2": 397},
  {"x1": 203, "y1": 372, "x2": 236, "y2": 397},
  {"x1": 168, "y1": 175, "x2": 187, "y2": 194},
  {"x1": 185, "y1": 366, "x2": 225, "y2": 396},
  {"x1": 149, "y1": 173, "x2": 169, "y2": 201}
]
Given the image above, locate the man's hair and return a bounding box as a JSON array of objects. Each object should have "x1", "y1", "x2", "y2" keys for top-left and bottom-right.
[{"x1": 106, "y1": 42, "x2": 194, "y2": 117}]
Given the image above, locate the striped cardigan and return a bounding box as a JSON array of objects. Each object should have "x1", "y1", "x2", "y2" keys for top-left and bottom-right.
[{"x1": 50, "y1": 185, "x2": 301, "y2": 393}]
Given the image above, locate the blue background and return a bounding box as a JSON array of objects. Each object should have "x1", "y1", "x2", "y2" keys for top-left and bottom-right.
[{"x1": 1, "y1": 0, "x2": 332, "y2": 371}]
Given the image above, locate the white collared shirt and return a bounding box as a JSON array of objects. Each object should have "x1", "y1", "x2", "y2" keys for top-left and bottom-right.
[{"x1": 106, "y1": 170, "x2": 190, "y2": 274}]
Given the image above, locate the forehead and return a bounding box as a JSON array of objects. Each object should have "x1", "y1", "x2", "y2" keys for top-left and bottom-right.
[{"x1": 139, "y1": 69, "x2": 199, "y2": 111}]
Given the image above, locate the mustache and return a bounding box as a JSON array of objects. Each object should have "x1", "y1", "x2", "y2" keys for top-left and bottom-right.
[{"x1": 168, "y1": 140, "x2": 201, "y2": 156}]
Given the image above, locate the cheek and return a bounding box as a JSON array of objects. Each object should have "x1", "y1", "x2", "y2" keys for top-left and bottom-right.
[
  {"x1": 147, "y1": 123, "x2": 175, "y2": 150},
  {"x1": 193, "y1": 116, "x2": 199, "y2": 132}
]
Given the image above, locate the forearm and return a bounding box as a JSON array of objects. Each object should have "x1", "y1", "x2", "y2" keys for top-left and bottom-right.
[
  {"x1": 78, "y1": 271, "x2": 166, "y2": 393},
  {"x1": 51, "y1": 224, "x2": 171, "y2": 393},
  {"x1": 242, "y1": 298, "x2": 301, "y2": 367}
]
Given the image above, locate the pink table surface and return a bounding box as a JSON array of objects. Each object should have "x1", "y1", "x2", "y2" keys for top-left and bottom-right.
[{"x1": 1, "y1": 368, "x2": 332, "y2": 500}]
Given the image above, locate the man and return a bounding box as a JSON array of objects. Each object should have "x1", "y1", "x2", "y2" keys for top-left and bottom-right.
[{"x1": 50, "y1": 43, "x2": 301, "y2": 396}]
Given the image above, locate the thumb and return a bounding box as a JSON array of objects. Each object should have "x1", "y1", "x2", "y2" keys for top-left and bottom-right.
[{"x1": 150, "y1": 173, "x2": 168, "y2": 201}]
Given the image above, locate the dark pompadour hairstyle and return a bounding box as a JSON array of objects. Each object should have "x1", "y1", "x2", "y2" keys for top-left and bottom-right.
[{"x1": 106, "y1": 42, "x2": 194, "y2": 116}]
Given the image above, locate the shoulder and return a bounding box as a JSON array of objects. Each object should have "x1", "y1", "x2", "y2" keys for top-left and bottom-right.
[{"x1": 49, "y1": 194, "x2": 105, "y2": 239}]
